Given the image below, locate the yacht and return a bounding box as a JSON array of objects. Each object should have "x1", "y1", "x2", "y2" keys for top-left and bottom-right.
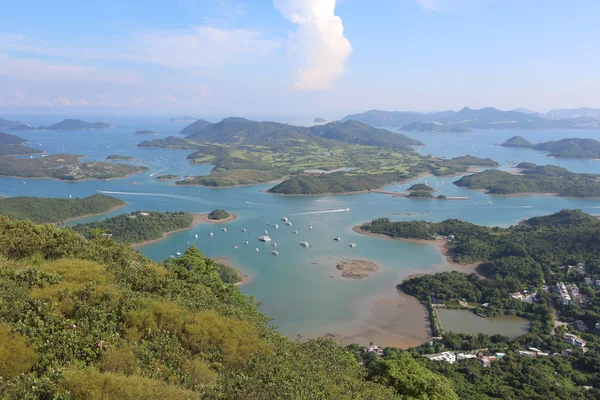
[
  {"x1": 274, "y1": 224, "x2": 279, "y2": 229},
  {"x1": 222, "y1": 227, "x2": 227, "y2": 232},
  {"x1": 243, "y1": 240, "x2": 249, "y2": 245},
  {"x1": 241, "y1": 228, "x2": 247, "y2": 232},
  {"x1": 334, "y1": 236, "x2": 341, "y2": 241},
  {"x1": 209, "y1": 232, "x2": 214, "y2": 237},
  {"x1": 285, "y1": 221, "x2": 292, "y2": 226},
  {"x1": 272, "y1": 251, "x2": 279, "y2": 256},
  {"x1": 175, "y1": 247, "x2": 182, "y2": 257},
  {"x1": 194, "y1": 234, "x2": 199, "y2": 239},
  {"x1": 264, "y1": 229, "x2": 269, "y2": 234},
  {"x1": 299, "y1": 241, "x2": 310, "y2": 247},
  {"x1": 293, "y1": 230, "x2": 298, "y2": 234},
  {"x1": 258, "y1": 236, "x2": 272, "y2": 242},
  {"x1": 349, "y1": 243, "x2": 357, "y2": 248},
  {"x1": 281, "y1": 217, "x2": 289, "y2": 222},
  {"x1": 233, "y1": 245, "x2": 238, "y2": 249},
  {"x1": 273, "y1": 243, "x2": 277, "y2": 247},
  {"x1": 255, "y1": 248, "x2": 260, "y2": 252}
]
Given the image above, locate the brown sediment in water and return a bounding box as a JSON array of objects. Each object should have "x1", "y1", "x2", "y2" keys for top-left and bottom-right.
[{"x1": 336, "y1": 259, "x2": 380, "y2": 279}]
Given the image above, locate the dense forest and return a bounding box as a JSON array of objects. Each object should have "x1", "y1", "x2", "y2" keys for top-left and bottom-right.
[
  {"x1": 455, "y1": 164, "x2": 600, "y2": 197},
  {"x1": 0, "y1": 194, "x2": 125, "y2": 224},
  {"x1": 73, "y1": 211, "x2": 193, "y2": 244},
  {"x1": 268, "y1": 172, "x2": 405, "y2": 195},
  {"x1": 0, "y1": 215, "x2": 457, "y2": 399},
  {"x1": 207, "y1": 209, "x2": 230, "y2": 220},
  {"x1": 500, "y1": 136, "x2": 600, "y2": 159}
]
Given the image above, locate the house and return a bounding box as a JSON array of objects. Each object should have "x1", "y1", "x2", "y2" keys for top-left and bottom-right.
[
  {"x1": 517, "y1": 350, "x2": 535, "y2": 357},
  {"x1": 423, "y1": 352, "x2": 456, "y2": 364},
  {"x1": 139, "y1": 212, "x2": 150, "y2": 216},
  {"x1": 595, "y1": 322, "x2": 600, "y2": 333},
  {"x1": 367, "y1": 345, "x2": 384, "y2": 356},
  {"x1": 456, "y1": 353, "x2": 477, "y2": 361},
  {"x1": 537, "y1": 352, "x2": 549, "y2": 357},
  {"x1": 556, "y1": 282, "x2": 571, "y2": 305},
  {"x1": 564, "y1": 333, "x2": 588, "y2": 352},
  {"x1": 567, "y1": 284, "x2": 582, "y2": 304},
  {"x1": 494, "y1": 352, "x2": 506, "y2": 359},
  {"x1": 431, "y1": 296, "x2": 445, "y2": 305},
  {"x1": 562, "y1": 349, "x2": 573, "y2": 357},
  {"x1": 479, "y1": 355, "x2": 497, "y2": 367},
  {"x1": 595, "y1": 280, "x2": 600, "y2": 290},
  {"x1": 528, "y1": 347, "x2": 542, "y2": 353}
]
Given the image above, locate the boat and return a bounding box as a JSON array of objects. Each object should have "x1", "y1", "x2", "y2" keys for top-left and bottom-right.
[
  {"x1": 349, "y1": 243, "x2": 357, "y2": 248},
  {"x1": 169, "y1": 255, "x2": 175, "y2": 259},
  {"x1": 281, "y1": 217, "x2": 288, "y2": 222},
  {"x1": 243, "y1": 240, "x2": 249, "y2": 245},
  {"x1": 194, "y1": 234, "x2": 198, "y2": 239},
  {"x1": 264, "y1": 230, "x2": 268, "y2": 234},
  {"x1": 299, "y1": 241, "x2": 309, "y2": 247},
  {"x1": 186, "y1": 241, "x2": 190, "y2": 245},
  {"x1": 272, "y1": 251, "x2": 279, "y2": 256},
  {"x1": 258, "y1": 236, "x2": 271, "y2": 242},
  {"x1": 175, "y1": 247, "x2": 182, "y2": 257},
  {"x1": 274, "y1": 224, "x2": 279, "y2": 229},
  {"x1": 310, "y1": 225, "x2": 313, "y2": 230},
  {"x1": 233, "y1": 245, "x2": 238, "y2": 249},
  {"x1": 273, "y1": 243, "x2": 277, "y2": 247},
  {"x1": 285, "y1": 221, "x2": 292, "y2": 226},
  {"x1": 241, "y1": 228, "x2": 247, "y2": 232},
  {"x1": 293, "y1": 230, "x2": 298, "y2": 234},
  {"x1": 209, "y1": 232, "x2": 214, "y2": 237},
  {"x1": 334, "y1": 236, "x2": 341, "y2": 241},
  {"x1": 255, "y1": 248, "x2": 259, "y2": 252},
  {"x1": 222, "y1": 228, "x2": 227, "y2": 232}
]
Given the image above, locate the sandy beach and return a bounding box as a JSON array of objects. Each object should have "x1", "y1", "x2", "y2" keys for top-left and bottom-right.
[{"x1": 132, "y1": 212, "x2": 238, "y2": 248}]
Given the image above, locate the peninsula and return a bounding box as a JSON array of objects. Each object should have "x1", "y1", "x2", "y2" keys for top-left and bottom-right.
[
  {"x1": 0, "y1": 131, "x2": 43, "y2": 156},
  {"x1": 41, "y1": 119, "x2": 113, "y2": 130},
  {"x1": 501, "y1": 136, "x2": 600, "y2": 159}
]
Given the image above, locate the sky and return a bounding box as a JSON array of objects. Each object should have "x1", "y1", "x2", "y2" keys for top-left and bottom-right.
[{"x1": 1, "y1": 0, "x2": 600, "y2": 119}]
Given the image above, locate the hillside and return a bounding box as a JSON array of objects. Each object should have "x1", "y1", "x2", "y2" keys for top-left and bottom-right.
[
  {"x1": 0, "y1": 194, "x2": 125, "y2": 223},
  {"x1": 179, "y1": 119, "x2": 213, "y2": 135},
  {"x1": 310, "y1": 120, "x2": 423, "y2": 149},
  {"x1": 0, "y1": 144, "x2": 43, "y2": 156},
  {"x1": 501, "y1": 136, "x2": 533, "y2": 148},
  {"x1": 400, "y1": 122, "x2": 472, "y2": 133},
  {"x1": 448, "y1": 155, "x2": 499, "y2": 166},
  {"x1": 524, "y1": 209, "x2": 600, "y2": 228},
  {"x1": 0, "y1": 215, "x2": 458, "y2": 399},
  {"x1": 42, "y1": 119, "x2": 113, "y2": 130},
  {"x1": 532, "y1": 138, "x2": 600, "y2": 158},
  {"x1": 0, "y1": 118, "x2": 29, "y2": 130},
  {"x1": 313, "y1": 117, "x2": 327, "y2": 123},
  {"x1": 0, "y1": 131, "x2": 27, "y2": 145}
]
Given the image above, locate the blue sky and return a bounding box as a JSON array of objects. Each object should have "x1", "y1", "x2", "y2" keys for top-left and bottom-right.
[{"x1": 1, "y1": 0, "x2": 599, "y2": 118}]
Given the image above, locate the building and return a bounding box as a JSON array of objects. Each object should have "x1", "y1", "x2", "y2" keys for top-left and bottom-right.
[
  {"x1": 479, "y1": 355, "x2": 497, "y2": 367},
  {"x1": 423, "y1": 352, "x2": 456, "y2": 364},
  {"x1": 567, "y1": 284, "x2": 582, "y2": 304},
  {"x1": 573, "y1": 320, "x2": 587, "y2": 332},
  {"x1": 367, "y1": 345, "x2": 384, "y2": 356},
  {"x1": 456, "y1": 353, "x2": 477, "y2": 361},
  {"x1": 584, "y1": 277, "x2": 593, "y2": 286},
  {"x1": 564, "y1": 333, "x2": 588, "y2": 352},
  {"x1": 555, "y1": 282, "x2": 571, "y2": 305},
  {"x1": 595, "y1": 280, "x2": 600, "y2": 290},
  {"x1": 494, "y1": 353, "x2": 506, "y2": 359},
  {"x1": 517, "y1": 350, "x2": 536, "y2": 357}
]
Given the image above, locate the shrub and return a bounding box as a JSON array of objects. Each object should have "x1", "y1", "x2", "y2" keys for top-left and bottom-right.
[{"x1": 0, "y1": 325, "x2": 37, "y2": 379}]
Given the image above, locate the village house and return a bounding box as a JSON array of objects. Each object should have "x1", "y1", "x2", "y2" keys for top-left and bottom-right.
[
  {"x1": 555, "y1": 282, "x2": 571, "y2": 305},
  {"x1": 423, "y1": 352, "x2": 456, "y2": 364},
  {"x1": 479, "y1": 355, "x2": 498, "y2": 367},
  {"x1": 564, "y1": 333, "x2": 588, "y2": 352},
  {"x1": 367, "y1": 345, "x2": 384, "y2": 356}
]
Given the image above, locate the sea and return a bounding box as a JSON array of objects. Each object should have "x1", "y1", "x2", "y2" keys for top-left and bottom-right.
[{"x1": 2, "y1": 114, "x2": 600, "y2": 343}]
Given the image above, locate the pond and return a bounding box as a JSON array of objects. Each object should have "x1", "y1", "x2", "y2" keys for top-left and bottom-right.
[{"x1": 437, "y1": 308, "x2": 530, "y2": 337}]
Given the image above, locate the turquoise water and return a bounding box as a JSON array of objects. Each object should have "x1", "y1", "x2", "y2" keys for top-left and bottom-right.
[{"x1": 1, "y1": 117, "x2": 600, "y2": 339}]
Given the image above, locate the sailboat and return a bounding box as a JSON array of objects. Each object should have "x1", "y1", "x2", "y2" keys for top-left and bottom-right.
[{"x1": 175, "y1": 246, "x2": 182, "y2": 257}]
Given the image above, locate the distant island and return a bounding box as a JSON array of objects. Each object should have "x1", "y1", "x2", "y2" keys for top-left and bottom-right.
[
  {"x1": 0, "y1": 153, "x2": 148, "y2": 181},
  {"x1": 408, "y1": 191, "x2": 435, "y2": 198},
  {"x1": 0, "y1": 118, "x2": 30, "y2": 130},
  {"x1": 134, "y1": 130, "x2": 156, "y2": 135},
  {"x1": 313, "y1": 117, "x2": 327, "y2": 123},
  {"x1": 41, "y1": 119, "x2": 113, "y2": 131},
  {"x1": 501, "y1": 136, "x2": 533, "y2": 148},
  {"x1": 73, "y1": 211, "x2": 194, "y2": 244},
  {"x1": 154, "y1": 174, "x2": 180, "y2": 181},
  {"x1": 501, "y1": 137, "x2": 600, "y2": 159},
  {"x1": 454, "y1": 163, "x2": 600, "y2": 197},
  {"x1": 106, "y1": 155, "x2": 134, "y2": 161},
  {"x1": 400, "y1": 122, "x2": 473, "y2": 133},
  {"x1": 408, "y1": 183, "x2": 434, "y2": 191},
  {"x1": 0, "y1": 131, "x2": 43, "y2": 156},
  {"x1": 179, "y1": 119, "x2": 212, "y2": 135},
  {"x1": 341, "y1": 106, "x2": 600, "y2": 130},
  {"x1": 207, "y1": 209, "x2": 231, "y2": 221},
  {"x1": 448, "y1": 155, "x2": 499, "y2": 166},
  {"x1": 170, "y1": 116, "x2": 196, "y2": 122},
  {"x1": 0, "y1": 194, "x2": 125, "y2": 224}
]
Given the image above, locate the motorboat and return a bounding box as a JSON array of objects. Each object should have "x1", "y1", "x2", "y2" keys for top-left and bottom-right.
[
  {"x1": 349, "y1": 243, "x2": 357, "y2": 248},
  {"x1": 258, "y1": 236, "x2": 272, "y2": 242},
  {"x1": 281, "y1": 217, "x2": 289, "y2": 222},
  {"x1": 241, "y1": 228, "x2": 247, "y2": 232},
  {"x1": 209, "y1": 232, "x2": 214, "y2": 237},
  {"x1": 243, "y1": 240, "x2": 249, "y2": 245},
  {"x1": 293, "y1": 230, "x2": 298, "y2": 234},
  {"x1": 255, "y1": 248, "x2": 260, "y2": 252},
  {"x1": 273, "y1": 243, "x2": 277, "y2": 247},
  {"x1": 264, "y1": 230, "x2": 269, "y2": 234},
  {"x1": 334, "y1": 236, "x2": 341, "y2": 241},
  {"x1": 299, "y1": 241, "x2": 309, "y2": 247},
  {"x1": 222, "y1": 228, "x2": 227, "y2": 232},
  {"x1": 194, "y1": 234, "x2": 199, "y2": 239},
  {"x1": 233, "y1": 245, "x2": 238, "y2": 249},
  {"x1": 272, "y1": 251, "x2": 279, "y2": 256},
  {"x1": 274, "y1": 224, "x2": 279, "y2": 229},
  {"x1": 285, "y1": 221, "x2": 292, "y2": 226}
]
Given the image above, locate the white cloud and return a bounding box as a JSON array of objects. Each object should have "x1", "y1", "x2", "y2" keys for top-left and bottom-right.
[
  {"x1": 132, "y1": 96, "x2": 147, "y2": 104},
  {"x1": 274, "y1": 0, "x2": 352, "y2": 90}
]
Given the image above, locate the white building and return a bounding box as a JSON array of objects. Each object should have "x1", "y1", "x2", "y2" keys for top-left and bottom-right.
[{"x1": 423, "y1": 351, "x2": 456, "y2": 364}]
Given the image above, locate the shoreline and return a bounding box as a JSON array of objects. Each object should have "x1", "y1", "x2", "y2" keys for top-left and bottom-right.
[
  {"x1": 62, "y1": 203, "x2": 127, "y2": 224},
  {"x1": 0, "y1": 166, "x2": 148, "y2": 183},
  {"x1": 214, "y1": 256, "x2": 249, "y2": 286},
  {"x1": 132, "y1": 212, "x2": 238, "y2": 248}
]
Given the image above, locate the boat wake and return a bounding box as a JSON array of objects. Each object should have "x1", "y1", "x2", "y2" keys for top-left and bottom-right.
[
  {"x1": 97, "y1": 190, "x2": 211, "y2": 204},
  {"x1": 150, "y1": 168, "x2": 168, "y2": 177},
  {"x1": 290, "y1": 208, "x2": 350, "y2": 216},
  {"x1": 245, "y1": 201, "x2": 270, "y2": 206}
]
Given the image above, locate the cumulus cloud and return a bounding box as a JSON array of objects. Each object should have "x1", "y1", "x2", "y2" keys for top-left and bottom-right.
[{"x1": 274, "y1": 0, "x2": 352, "y2": 90}]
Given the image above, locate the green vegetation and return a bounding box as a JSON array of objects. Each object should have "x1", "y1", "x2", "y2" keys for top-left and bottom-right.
[
  {"x1": 408, "y1": 183, "x2": 434, "y2": 191},
  {"x1": 138, "y1": 136, "x2": 196, "y2": 149},
  {"x1": 0, "y1": 215, "x2": 459, "y2": 399},
  {"x1": 401, "y1": 122, "x2": 472, "y2": 133},
  {"x1": 179, "y1": 170, "x2": 283, "y2": 187},
  {"x1": 0, "y1": 153, "x2": 148, "y2": 181},
  {"x1": 106, "y1": 154, "x2": 134, "y2": 161},
  {"x1": 41, "y1": 119, "x2": 113, "y2": 130},
  {"x1": 154, "y1": 174, "x2": 180, "y2": 180},
  {"x1": 269, "y1": 172, "x2": 405, "y2": 195},
  {"x1": 448, "y1": 155, "x2": 499, "y2": 166},
  {"x1": 179, "y1": 119, "x2": 212, "y2": 134},
  {"x1": 0, "y1": 144, "x2": 43, "y2": 156},
  {"x1": 0, "y1": 131, "x2": 27, "y2": 145},
  {"x1": 73, "y1": 211, "x2": 193, "y2": 244},
  {"x1": 0, "y1": 194, "x2": 125, "y2": 224},
  {"x1": 408, "y1": 191, "x2": 435, "y2": 198},
  {"x1": 501, "y1": 135, "x2": 533, "y2": 148},
  {"x1": 207, "y1": 209, "x2": 230, "y2": 220},
  {"x1": 455, "y1": 163, "x2": 600, "y2": 197},
  {"x1": 134, "y1": 130, "x2": 156, "y2": 135}
]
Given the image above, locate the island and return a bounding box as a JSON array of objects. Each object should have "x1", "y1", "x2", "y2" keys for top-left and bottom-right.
[
  {"x1": 106, "y1": 155, "x2": 134, "y2": 161},
  {"x1": 73, "y1": 211, "x2": 195, "y2": 244},
  {"x1": 408, "y1": 191, "x2": 435, "y2": 198},
  {"x1": 0, "y1": 131, "x2": 27, "y2": 145},
  {"x1": 0, "y1": 194, "x2": 125, "y2": 224},
  {"x1": 207, "y1": 209, "x2": 231, "y2": 221},
  {"x1": 134, "y1": 130, "x2": 156, "y2": 136},
  {"x1": 170, "y1": 116, "x2": 196, "y2": 122},
  {"x1": 447, "y1": 155, "x2": 499, "y2": 167},
  {"x1": 400, "y1": 122, "x2": 473, "y2": 133},
  {"x1": 313, "y1": 117, "x2": 327, "y2": 123},
  {"x1": 179, "y1": 119, "x2": 213, "y2": 135},
  {"x1": 41, "y1": 119, "x2": 113, "y2": 130},
  {"x1": 408, "y1": 183, "x2": 434, "y2": 191},
  {"x1": 336, "y1": 259, "x2": 379, "y2": 279},
  {"x1": 501, "y1": 136, "x2": 600, "y2": 159},
  {"x1": 0, "y1": 131, "x2": 43, "y2": 156},
  {"x1": 0, "y1": 118, "x2": 31, "y2": 130},
  {"x1": 0, "y1": 153, "x2": 149, "y2": 181},
  {"x1": 454, "y1": 163, "x2": 600, "y2": 197},
  {"x1": 154, "y1": 174, "x2": 180, "y2": 181}
]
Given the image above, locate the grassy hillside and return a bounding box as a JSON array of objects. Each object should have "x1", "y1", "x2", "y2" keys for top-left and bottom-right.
[
  {"x1": 0, "y1": 215, "x2": 457, "y2": 399},
  {"x1": 0, "y1": 144, "x2": 43, "y2": 156},
  {"x1": 0, "y1": 194, "x2": 125, "y2": 224},
  {"x1": 0, "y1": 131, "x2": 27, "y2": 145}
]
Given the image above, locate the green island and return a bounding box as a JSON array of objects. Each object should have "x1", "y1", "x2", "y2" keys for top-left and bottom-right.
[
  {"x1": 41, "y1": 119, "x2": 113, "y2": 130},
  {"x1": 448, "y1": 155, "x2": 499, "y2": 167},
  {"x1": 354, "y1": 210, "x2": 600, "y2": 398},
  {"x1": 408, "y1": 183, "x2": 434, "y2": 191},
  {"x1": 401, "y1": 122, "x2": 473, "y2": 133},
  {"x1": 134, "y1": 130, "x2": 156, "y2": 135},
  {"x1": 501, "y1": 136, "x2": 600, "y2": 159},
  {"x1": 106, "y1": 155, "x2": 134, "y2": 161},
  {"x1": 0, "y1": 153, "x2": 149, "y2": 181},
  {"x1": 0, "y1": 131, "x2": 43, "y2": 156},
  {"x1": 207, "y1": 209, "x2": 230, "y2": 220},
  {"x1": 454, "y1": 163, "x2": 600, "y2": 197},
  {"x1": 73, "y1": 211, "x2": 194, "y2": 244},
  {"x1": 154, "y1": 174, "x2": 181, "y2": 180},
  {"x1": 179, "y1": 119, "x2": 212, "y2": 134},
  {"x1": 0, "y1": 194, "x2": 125, "y2": 224},
  {"x1": 408, "y1": 191, "x2": 435, "y2": 198},
  {"x1": 0, "y1": 215, "x2": 464, "y2": 399}
]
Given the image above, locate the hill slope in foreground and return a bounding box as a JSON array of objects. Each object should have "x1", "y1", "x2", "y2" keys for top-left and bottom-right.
[{"x1": 0, "y1": 216, "x2": 457, "y2": 399}]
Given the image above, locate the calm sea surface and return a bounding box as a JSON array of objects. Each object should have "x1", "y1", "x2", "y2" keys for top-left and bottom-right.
[{"x1": 2, "y1": 115, "x2": 600, "y2": 339}]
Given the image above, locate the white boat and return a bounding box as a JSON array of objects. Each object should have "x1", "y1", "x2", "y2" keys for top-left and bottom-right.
[
  {"x1": 334, "y1": 236, "x2": 341, "y2": 241},
  {"x1": 233, "y1": 245, "x2": 238, "y2": 249},
  {"x1": 285, "y1": 221, "x2": 292, "y2": 226},
  {"x1": 264, "y1": 230, "x2": 269, "y2": 234},
  {"x1": 281, "y1": 217, "x2": 289, "y2": 222},
  {"x1": 258, "y1": 236, "x2": 272, "y2": 242},
  {"x1": 299, "y1": 241, "x2": 309, "y2": 247},
  {"x1": 273, "y1": 243, "x2": 277, "y2": 247},
  {"x1": 169, "y1": 255, "x2": 175, "y2": 259},
  {"x1": 186, "y1": 241, "x2": 190, "y2": 245},
  {"x1": 243, "y1": 240, "x2": 249, "y2": 245},
  {"x1": 241, "y1": 228, "x2": 247, "y2": 232},
  {"x1": 209, "y1": 232, "x2": 214, "y2": 237},
  {"x1": 274, "y1": 224, "x2": 279, "y2": 229},
  {"x1": 293, "y1": 230, "x2": 298, "y2": 234},
  {"x1": 310, "y1": 225, "x2": 313, "y2": 230},
  {"x1": 255, "y1": 248, "x2": 260, "y2": 252},
  {"x1": 349, "y1": 243, "x2": 357, "y2": 248},
  {"x1": 175, "y1": 247, "x2": 182, "y2": 257},
  {"x1": 222, "y1": 228, "x2": 227, "y2": 232},
  {"x1": 194, "y1": 234, "x2": 199, "y2": 239},
  {"x1": 272, "y1": 251, "x2": 279, "y2": 256}
]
